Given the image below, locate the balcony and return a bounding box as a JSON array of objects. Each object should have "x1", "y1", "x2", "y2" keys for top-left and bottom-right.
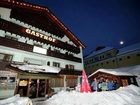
[
  {"x1": 0, "y1": 37, "x2": 33, "y2": 52},
  {"x1": 60, "y1": 69, "x2": 82, "y2": 75},
  {"x1": 0, "y1": 17, "x2": 80, "y2": 54},
  {"x1": 47, "y1": 50, "x2": 82, "y2": 63},
  {"x1": 0, "y1": 37, "x2": 82, "y2": 63}
]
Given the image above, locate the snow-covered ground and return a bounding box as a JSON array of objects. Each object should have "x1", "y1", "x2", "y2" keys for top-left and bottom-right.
[
  {"x1": 1, "y1": 85, "x2": 140, "y2": 105},
  {"x1": 43, "y1": 85, "x2": 140, "y2": 105},
  {"x1": 0, "y1": 94, "x2": 32, "y2": 105}
]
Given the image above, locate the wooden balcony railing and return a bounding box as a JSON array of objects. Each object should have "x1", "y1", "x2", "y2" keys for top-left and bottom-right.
[
  {"x1": 47, "y1": 50, "x2": 82, "y2": 63},
  {"x1": 0, "y1": 37, "x2": 33, "y2": 52},
  {"x1": 0, "y1": 18, "x2": 80, "y2": 54},
  {"x1": 0, "y1": 37, "x2": 82, "y2": 63}
]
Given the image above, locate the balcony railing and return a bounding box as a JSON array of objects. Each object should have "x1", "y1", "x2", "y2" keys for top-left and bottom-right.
[
  {"x1": 0, "y1": 18, "x2": 80, "y2": 54},
  {"x1": 0, "y1": 37, "x2": 33, "y2": 52},
  {"x1": 47, "y1": 50, "x2": 82, "y2": 63},
  {"x1": 0, "y1": 37, "x2": 82, "y2": 63}
]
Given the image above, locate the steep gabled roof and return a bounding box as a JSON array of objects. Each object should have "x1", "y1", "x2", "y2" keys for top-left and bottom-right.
[{"x1": 0, "y1": 0, "x2": 85, "y2": 48}]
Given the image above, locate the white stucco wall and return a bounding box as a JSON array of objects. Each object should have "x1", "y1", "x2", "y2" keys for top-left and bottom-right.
[
  {"x1": 0, "y1": 45, "x2": 84, "y2": 70},
  {"x1": 0, "y1": 7, "x2": 11, "y2": 20}
]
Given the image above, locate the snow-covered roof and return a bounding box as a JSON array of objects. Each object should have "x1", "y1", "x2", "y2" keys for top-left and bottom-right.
[
  {"x1": 88, "y1": 65, "x2": 140, "y2": 78},
  {"x1": 85, "y1": 47, "x2": 114, "y2": 58},
  {"x1": 11, "y1": 64, "x2": 61, "y2": 73},
  {"x1": 118, "y1": 42, "x2": 140, "y2": 55}
]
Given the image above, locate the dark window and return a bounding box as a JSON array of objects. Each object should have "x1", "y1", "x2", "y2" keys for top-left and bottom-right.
[
  {"x1": 106, "y1": 61, "x2": 109, "y2": 64},
  {"x1": 127, "y1": 56, "x2": 130, "y2": 59},
  {"x1": 65, "y1": 65, "x2": 68, "y2": 69},
  {"x1": 47, "y1": 62, "x2": 50, "y2": 66},
  {"x1": 119, "y1": 58, "x2": 122, "y2": 61},
  {"x1": 65, "y1": 64, "x2": 74, "y2": 70},
  {"x1": 53, "y1": 62, "x2": 60, "y2": 67},
  {"x1": 112, "y1": 60, "x2": 115, "y2": 62},
  {"x1": 0, "y1": 53, "x2": 13, "y2": 61},
  {"x1": 137, "y1": 54, "x2": 140, "y2": 56},
  {"x1": 95, "y1": 57, "x2": 99, "y2": 61}
]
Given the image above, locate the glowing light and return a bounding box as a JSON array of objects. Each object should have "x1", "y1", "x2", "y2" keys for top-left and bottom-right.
[{"x1": 120, "y1": 41, "x2": 124, "y2": 45}]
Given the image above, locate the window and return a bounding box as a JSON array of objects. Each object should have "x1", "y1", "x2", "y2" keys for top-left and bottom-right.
[
  {"x1": 65, "y1": 64, "x2": 74, "y2": 70},
  {"x1": 130, "y1": 78, "x2": 134, "y2": 83},
  {"x1": 53, "y1": 62, "x2": 60, "y2": 67},
  {"x1": 106, "y1": 61, "x2": 109, "y2": 64},
  {"x1": 47, "y1": 62, "x2": 50, "y2": 66},
  {"x1": 137, "y1": 54, "x2": 140, "y2": 56},
  {"x1": 95, "y1": 57, "x2": 99, "y2": 61},
  {"x1": 127, "y1": 56, "x2": 130, "y2": 59},
  {"x1": 119, "y1": 58, "x2": 122, "y2": 61},
  {"x1": 112, "y1": 60, "x2": 115, "y2": 62},
  {"x1": 69, "y1": 65, "x2": 74, "y2": 70},
  {"x1": 0, "y1": 53, "x2": 13, "y2": 61}
]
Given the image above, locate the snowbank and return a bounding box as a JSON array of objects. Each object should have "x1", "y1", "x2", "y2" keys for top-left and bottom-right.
[
  {"x1": 0, "y1": 94, "x2": 32, "y2": 105},
  {"x1": 45, "y1": 85, "x2": 140, "y2": 105}
]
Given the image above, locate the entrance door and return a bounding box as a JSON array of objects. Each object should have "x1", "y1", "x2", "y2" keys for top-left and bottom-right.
[
  {"x1": 29, "y1": 79, "x2": 37, "y2": 98},
  {"x1": 18, "y1": 79, "x2": 28, "y2": 97},
  {"x1": 38, "y1": 79, "x2": 46, "y2": 97}
]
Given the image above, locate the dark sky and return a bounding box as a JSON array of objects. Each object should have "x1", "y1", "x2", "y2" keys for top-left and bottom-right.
[{"x1": 25, "y1": 0, "x2": 140, "y2": 56}]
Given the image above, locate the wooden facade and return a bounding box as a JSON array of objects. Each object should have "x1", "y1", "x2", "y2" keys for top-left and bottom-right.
[{"x1": 89, "y1": 71, "x2": 138, "y2": 87}]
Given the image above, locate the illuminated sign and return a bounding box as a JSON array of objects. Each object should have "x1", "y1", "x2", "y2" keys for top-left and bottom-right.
[
  {"x1": 25, "y1": 28, "x2": 56, "y2": 42},
  {"x1": 33, "y1": 46, "x2": 47, "y2": 54}
]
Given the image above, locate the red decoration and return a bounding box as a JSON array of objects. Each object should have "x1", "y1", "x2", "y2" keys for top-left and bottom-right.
[{"x1": 80, "y1": 70, "x2": 91, "y2": 93}]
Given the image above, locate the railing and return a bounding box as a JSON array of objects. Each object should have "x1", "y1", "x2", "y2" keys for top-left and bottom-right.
[
  {"x1": 47, "y1": 50, "x2": 82, "y2": 63},
  {"x1": 60, "y1": 68, "x2": 82, "y2": 75},
  {"x1": 0, "y1": 18, "x2": 80, "y2": 54},
  {"x1": 0, "y1": 37, "x2": 82, "y2": 62},
  {"x1": 0, "y1": 37, "x2": 33, "y2": 52}
]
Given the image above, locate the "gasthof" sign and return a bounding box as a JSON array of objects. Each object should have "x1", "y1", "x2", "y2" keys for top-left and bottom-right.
[{"x1": 25, "y1": 28, "x2": 56, "y2": 42}]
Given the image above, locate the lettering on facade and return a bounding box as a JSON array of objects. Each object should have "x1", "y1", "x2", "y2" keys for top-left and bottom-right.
[{"x1": 25, "y1": 28, "x2": 56, "y2": 42}]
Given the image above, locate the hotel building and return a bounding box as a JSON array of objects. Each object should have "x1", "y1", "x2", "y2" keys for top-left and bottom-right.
[{"x1": 0, "y1": 0, "x2": 85, "y2": 98}]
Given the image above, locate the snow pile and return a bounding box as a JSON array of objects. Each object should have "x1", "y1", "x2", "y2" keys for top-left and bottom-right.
[
  {"x1": 0, "y1": 94, "x2": 32, "y2": 105},
  {"x1": 45, "y1": 85, "x2": 140, "y2": 105},
  {"x1": 11, "y1": 64, "x2": 61, "y2": 73}
]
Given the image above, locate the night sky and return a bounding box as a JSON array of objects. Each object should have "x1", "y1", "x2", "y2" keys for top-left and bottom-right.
[{"x1": 25, "y1": 0, "x2": 140, "y2": 56}]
